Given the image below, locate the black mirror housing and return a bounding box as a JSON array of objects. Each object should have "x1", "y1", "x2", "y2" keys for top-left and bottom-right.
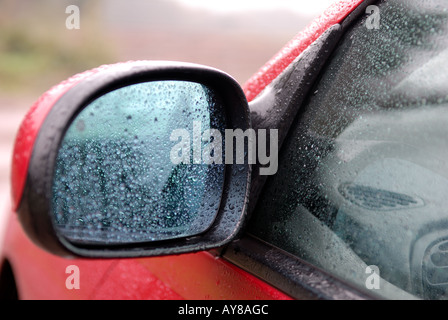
[{"x1": 16, "y1": 61, "x2": 251, "y2": 258}]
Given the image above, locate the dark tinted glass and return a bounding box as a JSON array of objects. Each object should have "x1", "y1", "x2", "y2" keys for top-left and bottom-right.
[{"x1": 250, "y1": 0, "x2": 448, "y2": 299}]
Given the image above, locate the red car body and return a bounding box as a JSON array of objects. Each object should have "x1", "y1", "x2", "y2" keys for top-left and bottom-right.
[{"x1": 1, "y1": 0, "x2": 364, "y2": 300}]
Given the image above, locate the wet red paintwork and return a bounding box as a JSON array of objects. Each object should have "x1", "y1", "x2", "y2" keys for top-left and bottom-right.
[
  {"x1": 3, "y1": 0, "x2": 363, "y2": 300},
  {"x1": 4, "y1": 213, "x2": 291, "y2": 299}
]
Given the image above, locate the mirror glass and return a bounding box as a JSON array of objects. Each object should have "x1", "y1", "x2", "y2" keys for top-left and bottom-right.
[{"x1": 52, "y1": 81, "x2": 226, "y2": 245}]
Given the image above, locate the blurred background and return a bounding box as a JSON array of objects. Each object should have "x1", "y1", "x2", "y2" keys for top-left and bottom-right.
[{"x1": 0, "y1": 0, "x2": 338, "y2": 242}]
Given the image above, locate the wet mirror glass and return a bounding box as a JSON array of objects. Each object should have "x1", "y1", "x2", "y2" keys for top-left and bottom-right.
[{"x1": 52, "y1": 81, "x2": 226, "y2": 244}]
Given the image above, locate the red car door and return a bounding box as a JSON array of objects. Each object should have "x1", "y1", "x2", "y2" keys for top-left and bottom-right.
[{"x1": 0, "y1": 0, "x2": 365, "y2": 300}]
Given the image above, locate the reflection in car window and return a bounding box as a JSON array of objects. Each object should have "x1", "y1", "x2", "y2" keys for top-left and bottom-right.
[{"x1": 249, "y1": 0, "x2": 448, "y2": 299}]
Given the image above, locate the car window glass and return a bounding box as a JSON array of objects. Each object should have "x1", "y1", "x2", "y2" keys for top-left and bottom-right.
[{"x1": 249, "y1": 0, "x2": 448, "y2": 299}]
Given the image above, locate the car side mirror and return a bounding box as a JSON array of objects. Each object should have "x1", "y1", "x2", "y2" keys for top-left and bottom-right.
[{"x1": 13, "y1": 61, "x2": 251, "y2": 258}]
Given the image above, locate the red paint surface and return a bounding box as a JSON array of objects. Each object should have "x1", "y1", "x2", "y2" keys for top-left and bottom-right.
[
  {"x1": 3, "y1": 213, "x2": 291, "y2": 299},
  {"x1": 4, "y1": 0, "x2": 362, "y2": 300}
]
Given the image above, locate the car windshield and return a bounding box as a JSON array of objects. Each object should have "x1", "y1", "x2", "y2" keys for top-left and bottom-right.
[{"x1": 249, "y1": 0, "x2": 448, "y2": 299}]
